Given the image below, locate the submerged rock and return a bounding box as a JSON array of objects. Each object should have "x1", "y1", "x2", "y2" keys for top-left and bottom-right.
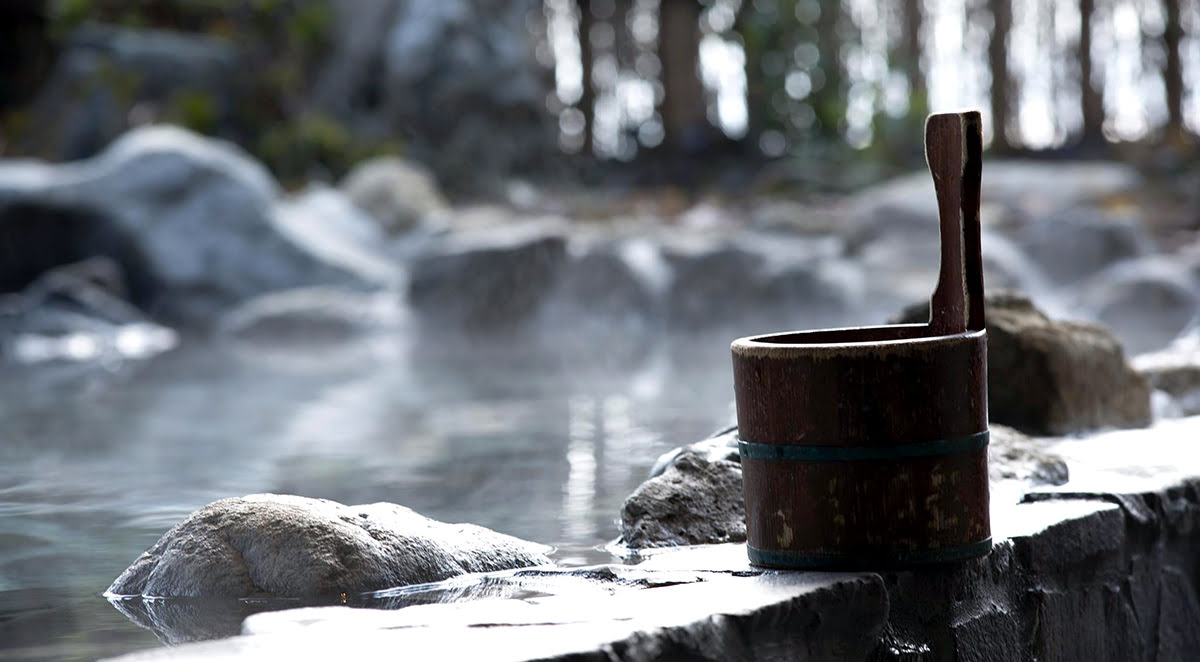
[
  {"x1": 620, "y1": 428, "x2": 745, "y2": 550},
  {"x1": 107, "y1": 494, "x2": 551, "y2": 598},
  {"x1": 895, "y1": 292, "x2": 1151, "y2": 435}
]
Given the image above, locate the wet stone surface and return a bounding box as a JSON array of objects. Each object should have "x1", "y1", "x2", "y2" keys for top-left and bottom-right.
[{"x1": 101, "y1": 417, "x2": 1200, "y2": 662}]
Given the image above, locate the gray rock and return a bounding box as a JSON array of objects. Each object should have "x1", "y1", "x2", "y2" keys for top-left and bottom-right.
[
  {"x1": 0, "y1": 127, "x2": 395, "y2": 320},
  {"x1": 1133, "y1": 327, "x2": 1200, "y2": 416},
  {"x1": 631, "y1": 423, "x2": 1064, "y2": 555},
  {"x1": 546, "y1": 243, "x2": 656, "y2": 320},
  {"x1": 749, "y1": 198, "x2": 849, "y2": 235},
  {"x1": 663, "y1": 234, "x2": 854, "y2": 331},
  {"x1": 1017, "y1": 206, "x2": 1155, "y2": 285},
  {"x1": 339, "y1": 157, "x2": 448, "y2": 233},
  {"x1": 988, "y1": 424, "x2": 1069, "y2": 486},
  {"x1": 620, "y1": 431, "x2": 745, "y2": 549},
  {"x1": 408, "y1": 224, "x2": 567, "y2": 332},
  {"x1": 1075, "y1": 257, "x2": 1200, "y2": 355},
  {"x1": 648, "y1": 426, "x2": 738, "y2": 478},
  {"x1": 894, "y1": 292, "x2": 1151, "y2": 435},
  {"x1": 851, "y1": 160, "x2": 1140, "y2": 230},
  {"x1": 107, "y1": 494, "x2": 551, "y2": 598},
  {"x1": 0, "y1": 257, "x2": 178, "y2": 365}
]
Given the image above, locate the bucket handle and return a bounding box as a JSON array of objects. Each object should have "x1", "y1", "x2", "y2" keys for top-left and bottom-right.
[{"x1": 925, "y1": 111, "x2": 985, "y2": 334}]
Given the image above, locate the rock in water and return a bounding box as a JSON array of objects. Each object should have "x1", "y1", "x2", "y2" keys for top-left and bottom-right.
[
  {"x1": 408, "y1": 224, "x2": 567, "y2": 332},
  {"x1": 107, "y1": 494, "x2": 551, "y2": 598},
  {"x1": 620, "y1": 429, "x2": 746, "y2": 549},
  {"x1": 894, "y1": 291, "x2": 1151, "y2": 435},
  {"x1": 622, "y1": 424, "x2": 1067, "y2": 551}
]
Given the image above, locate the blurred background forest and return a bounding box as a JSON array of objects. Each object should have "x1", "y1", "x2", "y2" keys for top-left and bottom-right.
[{"x1": 1, "y1": 0, "x2": 1196, "y2": 194}]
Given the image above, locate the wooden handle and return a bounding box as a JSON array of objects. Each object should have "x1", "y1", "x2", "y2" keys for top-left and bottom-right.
[{"x1": 925, "y1": 111, "x2": 985, "y2": 334}]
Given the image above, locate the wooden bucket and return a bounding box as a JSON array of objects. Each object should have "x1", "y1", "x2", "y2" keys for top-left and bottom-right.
[{"x1": 731, "y1": 111, "x2": 990, "y2": 569}]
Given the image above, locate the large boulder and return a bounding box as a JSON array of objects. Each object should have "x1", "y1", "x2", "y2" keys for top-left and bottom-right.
[
  {"x1": 107, "y1": 494, "x2": 551, "y2": 598},
  {"x1": 895, "y1": 292, "x2": 1152, "y2": 435},
  {"x1": 0, "y1": 126, "x2": 396, "y2": 320},
  {"x1": 339, "y1": 156, "x2": 448, "y2": 234},
  {"x1": 407, "y1": 223, "x2": 567, "y2": 332}
]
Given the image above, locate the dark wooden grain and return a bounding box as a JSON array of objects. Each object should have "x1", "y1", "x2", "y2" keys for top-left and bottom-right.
[{"x1": 732, "y1": 111, "x2": 989, "y2": 569}]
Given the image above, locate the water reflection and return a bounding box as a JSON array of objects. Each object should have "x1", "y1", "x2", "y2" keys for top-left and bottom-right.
[{"x1": 0, "y1": 330, "x2": 732, "y2": 659}]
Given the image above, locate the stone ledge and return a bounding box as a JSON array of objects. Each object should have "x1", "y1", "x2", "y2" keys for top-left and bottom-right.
[
  {"x1": 108, "y1": 568, "x2": 887, "y2": 662},
  {"x1": 105, "y1": 417, "x2": 1200, "y2": 662}
]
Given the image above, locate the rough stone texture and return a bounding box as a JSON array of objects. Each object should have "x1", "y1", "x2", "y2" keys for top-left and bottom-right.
[
  {"x1": 106, "y1": 494, "x2": 551, "y2": 599},
  {"x1": 339, "y1": 157, "x2": 448, "y2": 234},
  {"x1": 627, "y1": 423, "x2": 1066, "y2": 551},
  {"x1": 0, "y1": 127, "x2": 394, "y2": 320},
  {"x1": 894, "y1": 291, "x2": 1152, "y2": 435},
  {"x1": 407, "y1": 224, "x2": 567, "y2": 332},
  {"x1": 987, "y1": 424, "x2": 1069, "y2": 486},
  {"x1": 619, "y1": 445, "x2": 746, "y2": 550}
]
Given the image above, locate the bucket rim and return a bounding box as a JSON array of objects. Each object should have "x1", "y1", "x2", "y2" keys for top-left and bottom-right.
[{"x1": 732, "y1": 324, "x2": 985, "y2": 357}]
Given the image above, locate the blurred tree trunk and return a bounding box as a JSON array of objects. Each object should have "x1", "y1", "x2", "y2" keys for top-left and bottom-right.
[
  {"x1": 987, "y1": 0, "x2": 1013, "y2": 151},
  {"x1": 813, "y1": 0, "x2": 846, "y2": 140},
  {"x1": 901, "y1": 0, "x2": 927, "y2": 119},
  {"x1": 1162, "y1": 0, "x2": 1185, "y2": 141},
  {"x1": 579, "y1": 0, "x2": 596, "y2": 154},
  {"x1": 736, "y1": 1, "x2": 776, "y2": 145},
  {"x1": 1078, "y1": 0, "x2": 1104, "y2": 144},
  {"x1": 658, "y1": 0, "x2": 706, "y2": 150}
]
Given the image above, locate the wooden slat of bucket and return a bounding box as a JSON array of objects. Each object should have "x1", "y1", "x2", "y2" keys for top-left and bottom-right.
[{"x1": 731, "y1": 110, "x2": 990, "y2": 569}]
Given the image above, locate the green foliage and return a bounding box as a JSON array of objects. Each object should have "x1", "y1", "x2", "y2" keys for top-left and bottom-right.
[
  {"x1": 34, "y1": 0, "x2": 389, "y2": 183},
  {"x1": 257, "y1": 113, "x2": 401, "y2": 187},
  {"x1": 167, "y1": 89, "x2": 218, "y2": 134}
]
